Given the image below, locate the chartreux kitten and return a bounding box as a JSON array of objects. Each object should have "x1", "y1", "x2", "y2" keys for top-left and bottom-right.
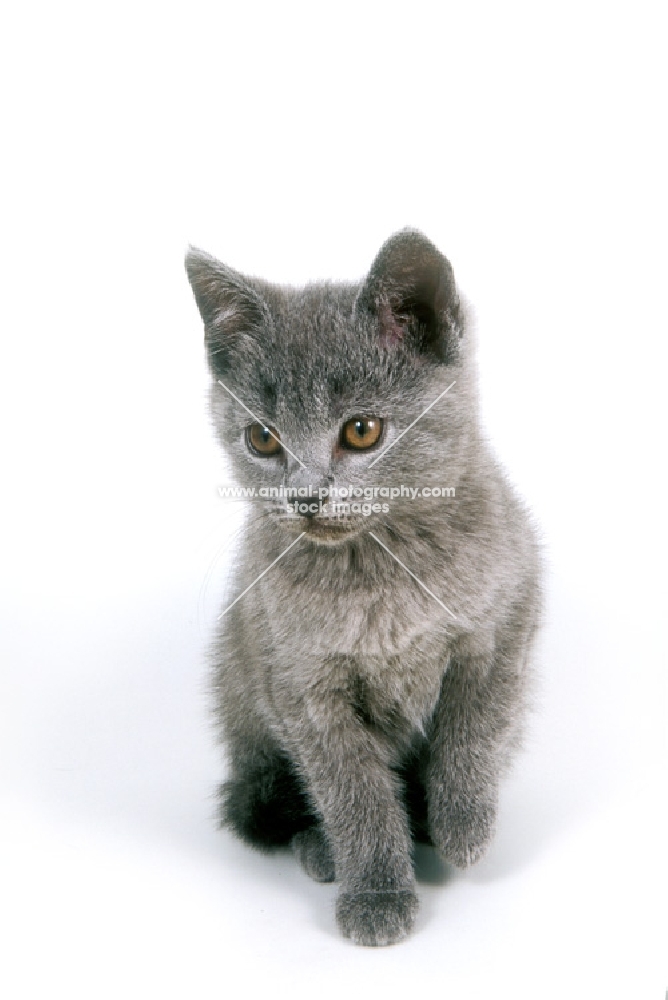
[{"x1": 185, "y1": 230, "x2": 541, "y2": 946}]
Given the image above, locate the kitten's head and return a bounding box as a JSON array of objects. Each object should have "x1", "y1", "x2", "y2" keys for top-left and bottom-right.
[{"x1": 186, "y1": 230, "x2": 474, "y2": 545}]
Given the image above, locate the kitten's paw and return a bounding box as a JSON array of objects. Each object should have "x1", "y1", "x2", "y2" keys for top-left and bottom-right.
[
  {"x1": 292, "y1": 826, "x2": 336, "y2": 883},
  {"x1": 430, "y1": 798, "x2": 497, "y2": 869},
  {"x1": 336, "y1": 888, "x2": 419, "y2": 947}
]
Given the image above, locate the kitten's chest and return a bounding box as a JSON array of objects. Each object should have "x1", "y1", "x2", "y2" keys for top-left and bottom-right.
[
  {"x1": 262, "y1": 570, "x2": 445, "y2": 660},
  {"x1": 261, "y1": 577, "x2": 450, "y2": 734},
  {"x1": 347, "y1": 643, "x2": 447, "y2": 738}
]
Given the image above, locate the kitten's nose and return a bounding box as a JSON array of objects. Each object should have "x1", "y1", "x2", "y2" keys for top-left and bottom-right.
[
  {"x1": 296, "y1": 479, "x2": 331, "y2": 518},
  {"x1": 286, "y1": 472, "x2": 332, "y2": 518}
]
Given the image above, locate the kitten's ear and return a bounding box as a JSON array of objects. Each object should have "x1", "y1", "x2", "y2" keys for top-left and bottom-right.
[
  {"x1": 357, "y1": 229, "x2": 462, "y2": 362},
  {"x1": 185, "y1": 247, "x2": 268, "y2": 373}
]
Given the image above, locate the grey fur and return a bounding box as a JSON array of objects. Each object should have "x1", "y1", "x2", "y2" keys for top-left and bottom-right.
[{"x1": 185, "y1": 230, "x2": 541, "y2": 947}]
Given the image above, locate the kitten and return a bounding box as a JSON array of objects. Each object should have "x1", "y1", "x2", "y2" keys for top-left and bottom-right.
[{"x1": 185, "y1": 230, "x2": 541, "y2": 946}]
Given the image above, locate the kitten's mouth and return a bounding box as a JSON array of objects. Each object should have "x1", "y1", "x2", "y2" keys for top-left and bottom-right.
[{"x1": 301, "y1": 518, "x2": 364, "y2": 544}]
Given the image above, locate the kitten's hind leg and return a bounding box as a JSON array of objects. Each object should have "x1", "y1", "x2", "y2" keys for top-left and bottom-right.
[
  {"x1": 292, "y1": 826, "x2": 336, "y2": 883},
  {"x1": 220, "y1": 746, "x2": 315, "y2": 850}
]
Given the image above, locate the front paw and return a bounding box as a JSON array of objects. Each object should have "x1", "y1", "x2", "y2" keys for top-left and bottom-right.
[
  {"x1": 292, "y1": 826, "x2": 335, "y2": 883},
  {"x1": 336, "y1": 888, "x2": 418, "y2": 947},
  {"x1": 430, "y1": 797, "x2": 497, "y2": 869}
]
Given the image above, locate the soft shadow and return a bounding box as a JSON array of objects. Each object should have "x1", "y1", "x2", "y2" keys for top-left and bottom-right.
[{"x1": 412, "y1": 842, "x2": 451, "y2": 885}]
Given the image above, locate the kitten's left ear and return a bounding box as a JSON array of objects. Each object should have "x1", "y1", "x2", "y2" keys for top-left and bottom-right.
[
  {"x1": 356, "y1": 229, "x2": 462, "y2": 363},
  {"x1": 185, "y1": 247, "x2": 270, "y2": 375},
  {"x1": 185, "y1": 247, "x2": 268, "y2": 331}
]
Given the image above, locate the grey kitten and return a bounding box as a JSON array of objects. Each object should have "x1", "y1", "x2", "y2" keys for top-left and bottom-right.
[{"x1": 185, "y1": 230, "x2": 541, "y2": 946}]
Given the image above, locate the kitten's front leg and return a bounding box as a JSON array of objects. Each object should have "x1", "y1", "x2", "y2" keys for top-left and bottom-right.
[
  {"x1": 426, "y1": 650, "x2": 525, "y2": 869},
  {"x1": 283, "y1": 687, "x2": 418, "y2": 946}
]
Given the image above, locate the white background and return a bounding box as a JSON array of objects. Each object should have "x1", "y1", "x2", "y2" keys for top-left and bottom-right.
[{"x1": 1, "y1": 2, "x2": 666, "y2": 998}]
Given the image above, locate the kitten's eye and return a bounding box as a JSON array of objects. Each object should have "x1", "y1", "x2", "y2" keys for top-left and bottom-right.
[
  {"x1": 247, "y1": 423, "x2": 282, "y2": 457},
  {"x1": 341, "y1": 416, "x2": 383, "y2": 451}
]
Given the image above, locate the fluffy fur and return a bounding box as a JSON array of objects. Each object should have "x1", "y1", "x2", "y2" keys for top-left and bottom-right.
[{"x1": 185, "y1": 230, "x2": 541, "y2": 946}]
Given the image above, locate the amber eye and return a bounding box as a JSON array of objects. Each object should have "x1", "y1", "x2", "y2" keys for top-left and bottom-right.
[
  {"x1": 341, "y1": 416, "x2": 383, "y2": 451},
  {"x1": 247, "y1": 423, "x2": 282, "y2": 457}
]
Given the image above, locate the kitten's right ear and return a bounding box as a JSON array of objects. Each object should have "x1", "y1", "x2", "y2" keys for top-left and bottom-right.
[
  {"x1": 185, "y1": 247, "x2": 268, "y2": 373},
  {"x1": 356, "y1": 229, "x2": 462, "y2": 364}
]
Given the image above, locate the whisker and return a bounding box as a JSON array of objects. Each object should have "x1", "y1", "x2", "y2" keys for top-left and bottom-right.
[{"x1": 198, "y1": 507, "x2": 269, "y2": 630}]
